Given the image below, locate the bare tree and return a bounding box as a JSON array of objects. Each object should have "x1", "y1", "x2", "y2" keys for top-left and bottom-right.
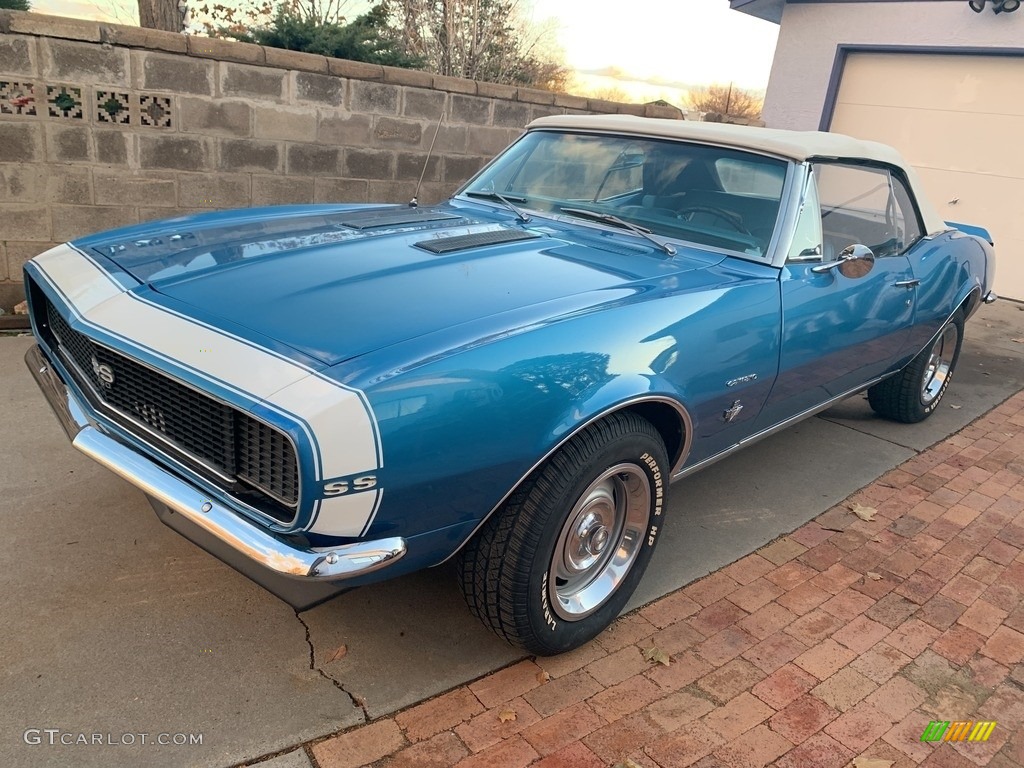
[
  {"x1": 687, "y1": 83, "x2": 762, "y2": 120},
  {"x1": 138, "y1": 0, "x2": 181, "y2": 31}
]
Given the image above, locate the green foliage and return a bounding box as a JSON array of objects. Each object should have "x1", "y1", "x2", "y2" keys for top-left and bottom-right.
[
  {"x1": 203, "y1": 2, "x2": 418, "y2": 68},
  {"x1": 0, "y1": 0, "x2": 32, "y2": 11}
]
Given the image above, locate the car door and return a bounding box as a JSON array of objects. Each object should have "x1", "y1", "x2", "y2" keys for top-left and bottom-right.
[{"x1": 757, "y1": 162, "x2": 918, "y2": 428}]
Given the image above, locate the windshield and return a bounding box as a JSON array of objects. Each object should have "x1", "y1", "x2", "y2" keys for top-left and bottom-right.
[{"x1": 460, "y1": 130, "x2": 789, "y2": 258}]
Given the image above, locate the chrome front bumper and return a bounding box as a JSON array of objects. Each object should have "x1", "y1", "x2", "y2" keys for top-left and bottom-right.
[{"x1": 25, "y1": 344, "x2": 406, "y2": 582}]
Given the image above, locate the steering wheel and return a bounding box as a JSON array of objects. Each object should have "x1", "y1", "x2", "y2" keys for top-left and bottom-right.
[{"x1": 677, "y1": 206, "x2": 752, "y2": 236}]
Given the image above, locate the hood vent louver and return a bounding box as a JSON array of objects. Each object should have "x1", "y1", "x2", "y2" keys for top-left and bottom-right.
[
  {"x1": 415, "y1": 229, "x2": 541, "y2": 254},
  {"x1": 338, "y1": 208, "x2": 463, "y2": 229}
]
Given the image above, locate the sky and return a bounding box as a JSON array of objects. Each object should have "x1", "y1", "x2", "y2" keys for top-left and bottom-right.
[{"x1": 31, "y1": 0, "x2": 780, "y2": 94}]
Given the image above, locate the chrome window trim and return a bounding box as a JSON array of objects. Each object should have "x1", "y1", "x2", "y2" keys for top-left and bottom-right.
[
  {"x1": 44, "y1": 312, "x2": 303, "y2": 527},
  {"x1": 441, "y1": 395, "x2": 693, "y2": 564}
]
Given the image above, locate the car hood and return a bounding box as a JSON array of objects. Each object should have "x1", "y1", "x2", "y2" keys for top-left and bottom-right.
[{"x1": 78, "y1": 203, "x2": 723, "y2": 366}]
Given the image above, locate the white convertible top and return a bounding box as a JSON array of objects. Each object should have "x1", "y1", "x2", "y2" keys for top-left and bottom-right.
[{"x1": 528, "y1": 115, "x2": 946, "y2": 234}]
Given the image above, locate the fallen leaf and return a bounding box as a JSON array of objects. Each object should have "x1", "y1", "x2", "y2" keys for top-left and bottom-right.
[
  {"x1": 1011, "y1": 338, "x2": 1024, "y2": 343},
  {"x1": 642, "y1": 646, "x2": 671, "y2": 667},
  {"x1": 497, "y1": 708, "x2": 517, "y2": 723},
  {"x1": 326, "y1": 644, "x2": 348, "y2": 663},
  {"x1": 949, "y1": 404, "x2": 962, "y2": 410},
  {"x1": 613, "y1": 760, "x2": 645, "y2": 768},
  {"x1": 851, "y1": 758, "x2": 894, "y2": 768},
  {"x1": 851, "y1": 503, "x2": 877, "y2": 522},
  {"x1": 536, "y1": 669, "x2": 550, "y2": 684},
  {"x1": 353, "y1": 694, "x2": 367, "y2": 709},
  {"x1": 866, "y1": 572, "x2": 883, "y2": 581}
]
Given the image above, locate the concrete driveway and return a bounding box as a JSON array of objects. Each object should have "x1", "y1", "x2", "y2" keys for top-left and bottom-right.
[{"x1": 2, "y1": 301, "x2": 1022, "y2": 768}]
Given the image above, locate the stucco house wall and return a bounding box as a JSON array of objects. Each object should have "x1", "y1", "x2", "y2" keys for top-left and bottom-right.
[{"x1": 759, "y1": 1, "x2": 1023, "y2": 130}]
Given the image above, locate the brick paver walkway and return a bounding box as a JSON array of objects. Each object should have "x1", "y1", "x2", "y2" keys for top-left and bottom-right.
[{"x1": 285, "y1": 392, "x2": 1024, "y2": 768}]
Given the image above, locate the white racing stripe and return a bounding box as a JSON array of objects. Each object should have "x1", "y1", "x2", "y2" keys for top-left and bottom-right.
[{"x1": 32, "y1": 244, "x2": 383, "y2": 537}]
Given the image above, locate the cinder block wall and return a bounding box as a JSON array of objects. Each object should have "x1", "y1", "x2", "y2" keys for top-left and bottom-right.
[{"x1": 0, "y1": 11, "x2": 680, "y2": 311}]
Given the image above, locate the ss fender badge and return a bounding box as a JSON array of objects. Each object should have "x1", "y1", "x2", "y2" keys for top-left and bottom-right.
[
  {"x1": 323, "y1": 473, "x2": 378, "y2": 497},
  {"x1": 726, "y1": 373, "x2": 758, "y2": 387}
]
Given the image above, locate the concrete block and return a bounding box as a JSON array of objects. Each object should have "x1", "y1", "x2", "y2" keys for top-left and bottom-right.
[
  {"x1": 178, "y1": 172, "x2": 251, "y2": 208},
  {"x1": 431, "y1": 75, "x2": 476, "y2": 95},
  {"x1": 253, "y1": 105, "x2": 317, "y2": 142},
  {"x1": 424, "y1": 124, "x2": 467, "y2": 154},
  {"x1": 252, "y1": 175, "x2": 315, "y2": 206},
  {"x1": 8, "y1": 11, "x2": 101, "y2": 42},
  {"x1": 0, "y1": 35, "x2": 36, "y2": 76},
  {"x1": 373, "y1": 116, "x2": 422, "y2": 146},
  {"x1": 517, "y1": 88, "x2": 556, "y2": 106},
  {"x1": 179, "y1": 97, "x2": 252, "y2": 137},
  {"x1": 264, "y1": 47, "x2": 328, "y2": 74},
  {"x1": 617, "y1": 102, "x2": 646, "y2": 117},
  {"x1": 492, "y1": 101, "x2": 531, "y2": 129},
  {"x1": 349, "y1": 81, "x2": 399, "y2": 115},
  {"x1": 318, "y1": 112, "x2": 372, "y2": 146},
  {"x1": 0, "y1": 242, "x2": 6, "y2": 281},
  {"x1": 221, "y1": 63, "x2": 286, "y2": 101},
  {"x1": 476, "y1": 81, "x2": 517, "y2": 100},
  {"x1": 51, "y1": 204, "x2": 138, "y2": 241},
  {"x1": 135, "y1": 51, "x2": 214, "y2": 95},
  {"x1": 328, "y1": 58, "x2": 383, "y2": 82},
  {"x1": 0, "y1": 204, "x2": 51, "y2": 241},
  {"x1": 138, "y1": 207, "x2": 202, "y2": 222},
  {"x1": 412, "y1": 181, "x2": 452, "y2": 206},
  {"x1": 218, "y1": 139, "x2": 280, "y2": 172},
  {"x1": 45, "y1": 124, "x2": 92, "y2": 163},
  {"x1": 396, "y1": 152, "x2": 440, "y2": 183},
  {"x1": 0, "y1": 124, "x2": 42, "y2": 163},
  {"x1": 41, "y1": 39, "x2": 129, "y2": 86},
  {"x1": 99, "y1": 23, "x2": 188, "y2": 54},
  {"x1": 530, "y1": 105, "x2": 563, "y2": 121},
  {"x1": 313, "y1": 177, "x2": 368, "y2": 204},
  {"x1": 466, "y1": 125, "x2": 512, "y2": 156},
  {"x1": 403, "y1": 88, "x2": 447, "y2": 120},
  {"x1": 553, "y1": 93, "x2": 589, "y2": 111},
  {"x1": 450, "y1": 95, "x2": 491, "y2": 125},
  {"x1": 0, "y1": 164, "x2": 46, "y2": 201},
  {"x1": 95, "y1": 129, "x2": 130, "y2": 165},
  {"x1": 0, "y1": 282, "x2": 27, "y2": 310},
  {"x1": 444, "y1": 155, "x2": 487, "y2": 184},
  {"x1": 188, "y1": 36, "x2": 264, "y2": 65},
  {"x1": 286, "y1": 144, "x2": 342, "y2": 176},
  {"x1": 588, "y1": 98, "x2": 620, "y2": 114},
  {"x1": 293, "y1": 72, "x2": 344, "y2": 107},
  {"x1": 343, "y1": 148, "x2": 394, "y2": 180},
  {"x1": 46, "y1": 165, "x2": 93, "y2": 204},
  {"x1": 94, "y1": 171, "x2": 176, "y2": 207},
  {"x1": 382, "y1": 66, "x2": 433, "y2": 88},
  {"x1": 367, "y1": 179, "x2": 417, "y2": 204},
  {"x1": 7, "y1": 241, "x2": 56, "y2": 280},
  {"x1": 139, "y1": 135, "x2": 210, "y2": 171}
]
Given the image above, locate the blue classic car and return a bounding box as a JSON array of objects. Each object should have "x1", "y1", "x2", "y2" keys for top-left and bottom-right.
[{"x1": 25, "y1": 115, "x2": 996, "y2": 654}]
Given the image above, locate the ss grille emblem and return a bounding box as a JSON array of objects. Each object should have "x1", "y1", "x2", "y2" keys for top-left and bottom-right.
[{"x1": 90, "y1": 355, "x2": 115, "y2": 388}]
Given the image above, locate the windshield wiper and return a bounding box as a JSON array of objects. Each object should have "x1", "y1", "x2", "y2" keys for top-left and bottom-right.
[
  {"x1": 560, "y1": 207, "x2": 677, "y2": 256},
  {"x1": 464, "y1": 191, "x2": 531, "y2": 223}
]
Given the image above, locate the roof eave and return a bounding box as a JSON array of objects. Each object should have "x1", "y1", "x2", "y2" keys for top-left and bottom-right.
[{"x1": 729, "y1": 0, "x2": 785, "y2": 24}]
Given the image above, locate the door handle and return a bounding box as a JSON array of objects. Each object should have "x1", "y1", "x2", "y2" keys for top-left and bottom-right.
[{"x1": 894, "y1": 279, "x2": 920, "y2": 289}]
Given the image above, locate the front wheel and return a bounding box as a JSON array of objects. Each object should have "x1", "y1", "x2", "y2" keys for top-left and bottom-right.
[
  {"x1": 868, "y1": 311, "x2": 964, "y2": 423},
  {"x1": 457, "y1": 411, "x2": 669, "y2": 655}
]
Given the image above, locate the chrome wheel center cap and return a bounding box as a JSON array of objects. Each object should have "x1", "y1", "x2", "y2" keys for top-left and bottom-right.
[{"x1": 587, "y1": 526, "x2": 610, "y2": 556}]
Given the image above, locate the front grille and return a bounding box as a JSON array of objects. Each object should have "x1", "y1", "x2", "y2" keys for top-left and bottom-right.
[{"x1": 43, "y1": 297, "x2": 299, "y2": 521}]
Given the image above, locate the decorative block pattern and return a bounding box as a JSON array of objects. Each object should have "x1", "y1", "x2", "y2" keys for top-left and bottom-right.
[
  {"x1": 0, "y1": 81, "x2": 36, "y2": 116},
  {"x1": 46, "y1": 85, "x2": 83, "y2": 119},
  {"x1": 140, "y1": 94, "x2": 172, "y2": 128},
  {"x1": 96, "y1": 90, "x2": 130, "y2": 125}
]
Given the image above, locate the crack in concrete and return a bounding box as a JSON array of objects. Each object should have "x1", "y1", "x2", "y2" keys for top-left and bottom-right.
[
  {"x1": 817, "y1": 415, "x2": 924, "y2": 453},
  {"x1": 295, "y1": 610, "x2": 370, "y2": 722}
]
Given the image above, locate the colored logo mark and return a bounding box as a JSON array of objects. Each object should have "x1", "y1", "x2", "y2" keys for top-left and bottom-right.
[{"x1": 920, "y1": 721, "x2": 997, "y2": 742}]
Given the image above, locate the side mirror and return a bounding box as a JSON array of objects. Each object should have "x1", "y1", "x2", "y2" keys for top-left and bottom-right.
[{"x1": 811, "y1": 243, "x2": 875, "y2": 278}]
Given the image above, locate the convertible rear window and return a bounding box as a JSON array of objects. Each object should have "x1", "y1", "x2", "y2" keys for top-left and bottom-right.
[{"x1": 460, "y1": 130, "x2": 789, "y2": 258}]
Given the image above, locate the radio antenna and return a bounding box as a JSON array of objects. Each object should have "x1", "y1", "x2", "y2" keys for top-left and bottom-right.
[{"x1": 410, "y1": 110, "x2": 445, "y2": 208}]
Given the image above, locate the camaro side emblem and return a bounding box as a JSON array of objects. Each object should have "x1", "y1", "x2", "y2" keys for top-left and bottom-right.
[
  {"x1": 726, "y1": 373, "x2": 758, "y2": 387},
  {"x1": 723, "y1": 400, "x2": 744, "y2": 423},
  {"x1": 90, "y1": 355, "x2": 115, "y2": 387}
]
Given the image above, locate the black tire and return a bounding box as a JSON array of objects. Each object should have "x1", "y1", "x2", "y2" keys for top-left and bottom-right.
[
  {"x1": 868, "y1": 311, "x2": 964, "y2": 423},
  {"x1": 458, "y1": 411, "x2": 669, "y2": 655}
]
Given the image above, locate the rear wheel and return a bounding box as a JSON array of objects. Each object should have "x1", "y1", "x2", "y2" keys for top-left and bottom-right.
[
  {"x1": 458, "y1": 411, "x2": 669, "y2": 655},
  {"x1": 868, "y1": 311, "x2": 964, "y2": 423}
]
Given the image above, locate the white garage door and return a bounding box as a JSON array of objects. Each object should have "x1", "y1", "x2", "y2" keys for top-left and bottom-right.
[{"x1": 831, "y1": 52, "x2": 1023, "y2": 300}]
